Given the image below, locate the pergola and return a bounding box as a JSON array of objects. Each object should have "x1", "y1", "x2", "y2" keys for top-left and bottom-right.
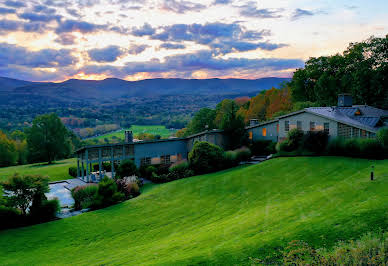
[{"x1": 76, "y1": 143, "x2": 135, "y2": 182}]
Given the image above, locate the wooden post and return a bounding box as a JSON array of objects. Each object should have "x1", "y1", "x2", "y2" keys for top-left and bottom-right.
[
  {"x1": 81, "y1": 160, "x2": 85, "y2": 180},
  {"x1": 111, "y1": 146, "x2": 115, "y2": 179},
  {"x1": 77, "y1": 157, "x2": 80, "y2": 178},
  {"x1": 86, "y1": 149, "x2": 89, "y2": 182}
]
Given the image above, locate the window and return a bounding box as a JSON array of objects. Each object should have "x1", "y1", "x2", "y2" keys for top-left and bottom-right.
[
  {"x1": 277, "y1": 123, "x2": 279, "y2": 133},
  {"x1": 310, "y1": 122, "x2": 315, "y2": 131},
  {"x1": 361, "y1": 130, "x2": 367, "y2": 138},
  {"x1": 324, "y1": 123, "x2": 330, "y2": 134},
  {"x1": 297, "y1": 121, "x2": 302, "y2": 130},
  {"x1": 140, "y1": 157, "x2": 151, "y2": 166},
  {"x1": 249, "y1": 131, "x2": 253, "y2": 140},
  {"x1": 285, "y1": 121, "x2": 289, "y2": 132},
  {"x1": 262, "y1": 128, "x2": 267, "y2": 136},
  {"x1": 160, "y1": 155, "x2": 171, "y2": 165}
]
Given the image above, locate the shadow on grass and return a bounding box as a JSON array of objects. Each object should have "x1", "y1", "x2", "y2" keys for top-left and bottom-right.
[{"x1": 28, "y1": 161, "x2": 69, "y2": 168}]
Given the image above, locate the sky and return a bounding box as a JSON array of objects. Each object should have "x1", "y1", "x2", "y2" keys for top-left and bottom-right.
[{"x1": 0, "y1": 0, "x2": 387, "y2": 82}]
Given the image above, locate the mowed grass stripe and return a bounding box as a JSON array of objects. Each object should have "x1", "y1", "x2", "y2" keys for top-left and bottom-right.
[{"x1": 0, "y1": 157, "x2": 387, "y2": 265}]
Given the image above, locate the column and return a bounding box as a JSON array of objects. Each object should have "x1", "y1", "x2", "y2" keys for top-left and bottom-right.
[
  {"x1": 81, "y1": 160, "x2": 85, "y2": 180},
  {"x1": 85, "y1": 149, "x2": 89, "y2": 182},
  {"x1": 98, "y1": 148, "x2": 102, "y2": 180},
  {"x1": 77, "y1": 157, "x2": 80, "y2": 178}
]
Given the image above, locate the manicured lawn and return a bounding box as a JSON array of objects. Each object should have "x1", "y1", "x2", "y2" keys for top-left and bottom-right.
[
  {"x1": 0, "y1": 158, "x2": 76, "y2": 183},
  {"x1": 0, "y1": 157, "x2": 387, "y2": 265},
  {"x1": 90, "y1": 125, "x2": 176, "y2": 141}
]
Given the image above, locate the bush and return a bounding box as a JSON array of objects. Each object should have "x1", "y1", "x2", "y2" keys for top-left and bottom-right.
[
  {"x1": 148, "y1": 172, "x2": 171, "y2": 184},
  {"x1": 327, "y1": 137, "x2": 346, "y2": 156},
  {"x1": 302, "y1": 131, "x2": 329, "y2": 153},
  {"x1": 189, "y1": 141, "x2": 225, "y2": 175},
  {"x1": 250, "y1": 140, "x2": 276, "y2": 156},
  {"x1": 91, "y1": 177, "x2": 124, "y2": 209},
  {"x1": 69, "y1": 166, "x2": 77, "y2": 177},
  {"x1": 235, "y1": 147, "x2": 251, "y2": 162},
  {"x1": 327, "y1": 137, "x2": 386, "y2": 159},
  {"x1": 168, "y1": 161, "x2": 194, "y2": 180},
  {"x1": 71, "y1": 185, "x2": 98, "y2": 210},
  {"x1": 116, "y1": 176, "x2": 142, "y2": 199},
  {"x1": 223, "y1": 150, "x2": 238, "y2": 168},
  {"x1": 30, "y1": 199, "x2": 60, "y2": 222},
  {"x1": 359, "y1": 138, "x2": 386, "y2": 159},
  {"x1": 116, "y1": 160, "x2": 138, "y2": 179},
  {"x1": 377, "y1": 128, "x2": 388, "y2": 148},
  {"x1": 287, "y1": 129, "x2": 304, "y2": 151},
  {"x1": 0, "y1": 206, "x2": 23, "y2": 229},
  {"x1": 140, "y1": 165, "x2": 157, "y2": 179}
]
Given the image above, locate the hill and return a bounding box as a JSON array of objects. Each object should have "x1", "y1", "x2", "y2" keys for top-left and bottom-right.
[{"x1": 0, "y1": 157, "x2": 387, "y2": 265}]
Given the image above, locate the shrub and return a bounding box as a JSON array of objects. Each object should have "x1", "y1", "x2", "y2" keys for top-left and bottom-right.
[
  {"x1": 250, "y1": 140, "x2": 276, "y2": 156},
  {"x1": 71, "y1": 185, "x2": 98, "y2": 210},
  {"x1": 140, "y1": 165, "x2": 157, "y2": 179},
  {"x1": 91, "y1": 177, "x2": 124, "y2": 209},
  {"x1": 116, "y1": 160, "x2": 138, "y2": 179},
  {"x1": 168, "y1": 161, "x2": 194, "y2": 180},
  {"x1": 30, "y1": 199, "x2": 60, "y2": 222},
  {"x1": 359, "y1": 138, "x2": 386, "y2": 159},
  {"x1": 223, "y1": 150, "x2": 238, "y2": 168},
  {"x1": 235, "y1": 147, "x2": 252, "y2": 162},
  {"x1": 0, "y1": 206, "x2": 23, "y2": 229},
  {"x1": 287, "y1": 129, "x2": 304, "y2": 151},
  {"x1": 148, "y1": 172, "x2": 171, "y2": 184},
  {"x1": 188, "y1": 141, "x2": 225, "y2": 175},
  {"x1": 116, "y1": 176, "x2": 142, "y2": 198},
  {"x1": 327, "y1": 137, "x2": 386, "y2": 159},
  {"x1": 302, "y1": 131, "x2": 329, "y2": 153},
  {"x1": 377, "y1": 128, "x2": 388, "y2": 148},
  {"x1": 327, "y1": 137, "x2": 346, "y2": 156}
]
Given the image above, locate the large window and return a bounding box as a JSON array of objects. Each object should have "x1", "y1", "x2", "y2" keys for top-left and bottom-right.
[
  {"x1": 297, "y1": 121, "x2": 302, "y2": 130},
  {"x1": 324, "y1": 123, "x2": 330, "y2": 134},
  {"x1": 285, "y1": 121, "x2": 289, "y2": 132},
  {"x1": 262, "y1": 128, "x2": 267, "y2": 136},
  {"x1": 140, "y1": 157, "x2": 151, "y2": 166},
  {"x1": 160, "y1": 155, "x2": 171, "y2": 165},
  {"x1": 249, "y1": 131, "x2": 253, "y2": 140},
  {"x1": 310, "y1": 122, "x2": 315, "y2": 131}
]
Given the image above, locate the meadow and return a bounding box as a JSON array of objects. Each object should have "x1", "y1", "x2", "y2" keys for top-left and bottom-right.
[
  {"x1": 0, "y1": 157, "x2": 387, "y2": 264},
  {"x1": 0, "y1": 158, "x2": 76, "y2": 183},
  {"x1": 88, "y1": 125, "x2": 177, "y2": 142}
]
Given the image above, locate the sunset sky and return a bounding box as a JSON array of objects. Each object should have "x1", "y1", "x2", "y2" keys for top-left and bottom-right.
[{"x1": 0, "y1": 0, "x2": 387, "y2": 82}]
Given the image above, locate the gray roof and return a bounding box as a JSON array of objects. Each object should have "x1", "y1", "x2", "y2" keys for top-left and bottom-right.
[{"x1": 305, "y1": 105, "x2": 388, "y2": 132}]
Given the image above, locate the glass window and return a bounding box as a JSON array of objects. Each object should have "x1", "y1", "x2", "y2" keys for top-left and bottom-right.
[
  {"x1": 285, "y1": 121, "x2": 289, "y2": 132},
  {"x1": 324, "y1": 123, "x2": 329, "y2": 134},
  {"x1": 297, "y1": 121, "x2": 302, "y2": 130},
  {"x1": 249, "y1": 131, "x2": 253, "y2": 140},
  {"x1": 140, "y1": 157, "x2": 151, "y2": 166},
  {"x1": 262, "y1": 128, "x2": 267, "y2": 136},
  {"x1": 310, "y1": 122, "x2": 315, "y2": 131},
  {"x1": 160, "y1": 155, "x2": 171, "y2": 165}
]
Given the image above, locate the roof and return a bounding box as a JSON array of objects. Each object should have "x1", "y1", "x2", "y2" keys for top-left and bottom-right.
[
  {"x1": 305, "y1": 105, "x2": 388, "y2": 133},
  {"x1": 245, "y1": 119, "x2": 279, "y2": 129}
]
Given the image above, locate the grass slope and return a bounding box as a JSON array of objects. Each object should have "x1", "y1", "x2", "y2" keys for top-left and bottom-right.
[
  {"x1": 0, "y1": 157, "x2": 387, "y2": 265},
  {"x1": 0, "y1": 158, "x2": 76, "y2": 182},
  {"x1": 90, "y1": 125, "x2": 176, "y2": 141}
]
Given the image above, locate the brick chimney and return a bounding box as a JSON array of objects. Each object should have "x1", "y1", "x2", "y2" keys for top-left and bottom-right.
[{"x1": 125, "y1": 130, "x2": 133, "y2": 143}]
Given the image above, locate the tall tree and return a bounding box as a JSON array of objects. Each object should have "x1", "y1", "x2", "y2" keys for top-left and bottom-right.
[
  {"x1": 26, "y1": 113, "x2": 72, "y2": 164},
  {"x1": 185, "y1": 108, "x2": 216, "y2": 136},
  {"x1": 0, "y1": 130, "x2": 18, "y2": 167}
]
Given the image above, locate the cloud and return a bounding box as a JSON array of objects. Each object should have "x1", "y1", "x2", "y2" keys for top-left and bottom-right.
[
  {"x1": 160, "y1": 0, "x2": 206, "y2": 14},
  {"x1": 56, "y1": 19, "x2": 103, "y2": 33},
  {"x1": 160, "y1": 43, "x2": 186, "y2": 49},
  {"x1": 0, "y1": 42, "x2": 77, "y2": 67},
  {"x1": 19, "y1": 12, "x2": 62, "y2": 22},
  {"x1": 3, "y1": 0, "x2": 26, "y2": 8},
  {"x1": 213, "y1": 0, "x2": 233, "y2": 5},
  {"x1": 88, "y1": 45, "x2": 124, "y2": 62},
  {"x1": 0, "y1": 20, "x2": 20, "y2": 31},
  {"x1": 128, "y1": 44, "x2": 149, "y2": 54},
  {"x1": 32, "y1": 4, "x2": 57, "y2": 14},
  {"x1": 55, "y1": 33, "x2": 77, "y2": 45},
  {"x1": 0, "y1": 7, "x2": 16, "y2": 14},
  {"x1": 81, "y1": 50, "x2": 304, "y2": 78},
  {"x1": 132, "y1": 23, "x2": 156, "y2": 36},
  {"x1": 291, "y1": 8, "x2": 314, "y2": 20},
  {"x1": 239, "y1": 2, "x2": 283, "y2": 18}
]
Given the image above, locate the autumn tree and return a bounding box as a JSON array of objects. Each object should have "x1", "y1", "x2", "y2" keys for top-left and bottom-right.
[{"x1": 0, "y1": 130, "x2": 18, "y2": 167}]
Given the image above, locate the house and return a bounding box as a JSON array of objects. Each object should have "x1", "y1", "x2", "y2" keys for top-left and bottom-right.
[{"x1": 246, "y1": 94, "x2": 388, "y2": 142}]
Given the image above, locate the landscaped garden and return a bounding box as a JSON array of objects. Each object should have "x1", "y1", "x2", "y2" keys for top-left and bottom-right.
[{"x1": 0, "y1": 156, "x2": 387, "y2": 264}]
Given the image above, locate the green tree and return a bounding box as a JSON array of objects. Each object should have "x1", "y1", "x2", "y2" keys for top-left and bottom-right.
[
  {"x1": 116, "y1": 160, "x2": 138, "y2": 178},
  {"x1": 185, "y1": 108, "x2": 216, "y2": 136},
  {"x1": 0, "y1": 130, "x2": 18, "y2": 167},
  {"x1": 188, "y1": 141, "x2": 225, "y2": 174},
  {"x1": 26, "y1": 113, "x2": 72, "y2": 164},
  {"x1": 1, "y1": 174, "x2": 49, "y2": 215}
]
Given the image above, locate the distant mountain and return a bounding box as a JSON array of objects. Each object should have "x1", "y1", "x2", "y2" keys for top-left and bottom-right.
[{"x1": 0, "y1": 77, "x2": 290, "y2": 102}]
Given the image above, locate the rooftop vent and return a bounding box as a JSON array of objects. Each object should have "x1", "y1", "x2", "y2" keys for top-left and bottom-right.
[{"x1": 338, "y1": 94, "x2": 353, "y2": 107}]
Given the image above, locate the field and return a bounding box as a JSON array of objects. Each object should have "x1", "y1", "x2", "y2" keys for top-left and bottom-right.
[
  {"x1": 0, "y1": 158, "x2": 76, "y2": 183},
  {"x1": 88, "y1": 125, "x2": 177, "y2": 142},
  {"x1": 0, "y1": 157, "x2": 387, "y2": 265}
]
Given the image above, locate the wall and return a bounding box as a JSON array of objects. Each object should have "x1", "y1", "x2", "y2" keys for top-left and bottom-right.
[
  {"x1": 247, "y1": 121, "x2": 278, "y2": 142},
  {"x1": 133, "y1": 139, "x2": 188, "y2": 167},
  {"x1": 186, "y1": 131, "x2": 229, "y2": 151},
  {"x1": 278, "y1": 112, "x2": 337, "y2": 139}
]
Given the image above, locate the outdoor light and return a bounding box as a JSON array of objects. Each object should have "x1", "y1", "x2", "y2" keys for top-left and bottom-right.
[{"x1": 371, "y1": 165, "x2": 374, "y2": 181}]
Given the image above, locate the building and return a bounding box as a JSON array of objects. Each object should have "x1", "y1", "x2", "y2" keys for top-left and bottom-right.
[
  {"x1": 76, "y1": 94, "x2": 387, "y2": 182},
  {"x1": 247, "y1": 94, "x2": 388, "y2": 142}
]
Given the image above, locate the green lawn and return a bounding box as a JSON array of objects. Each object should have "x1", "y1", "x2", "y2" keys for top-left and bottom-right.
[
  {"x1": 0, "y1": 158, "x2": 76, "y2": 183},
  {"x1": 90, "y1": 125, "x2": 176, "y2": 142},
  {"x1": 0, "y1": 157, "x2": 387, "y2": 265}
]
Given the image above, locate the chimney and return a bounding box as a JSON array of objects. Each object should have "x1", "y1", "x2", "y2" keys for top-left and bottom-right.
[
  {"x1": 338, "y1": 94, "x2": 353, "y2": 107},
  {"x1": 249, "y1": 119, "x2": 259, "y2": 127},
  {"x1": 125, "y1": 130, "x2": 133, "y2": 143}
]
